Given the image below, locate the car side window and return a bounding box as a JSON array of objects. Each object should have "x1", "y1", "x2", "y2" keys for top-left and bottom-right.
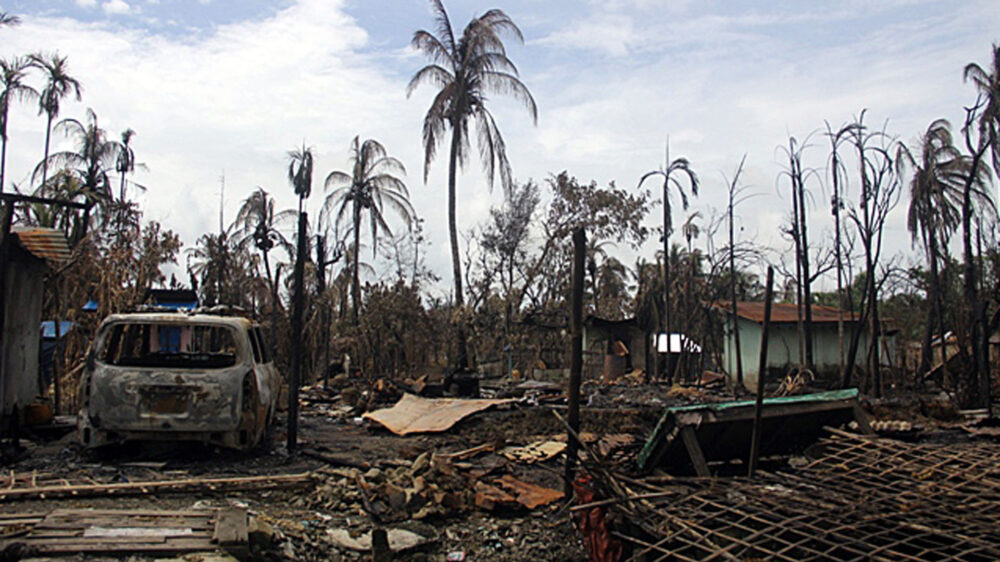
[
  {"x1": 254, "y1": 327, "x2": 272, "y2": 363},
  {"x1": 248, "y1": 327, "x2": 262, "y2": 364}
]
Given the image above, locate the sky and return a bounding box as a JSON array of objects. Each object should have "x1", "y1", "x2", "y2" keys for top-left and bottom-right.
[{"x1": 1, "y1": 0, "x2": 998, "y2": 299}]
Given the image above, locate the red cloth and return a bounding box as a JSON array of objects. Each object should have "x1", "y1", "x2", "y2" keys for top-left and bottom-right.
[{"x1": 573, "y1": 473, "x2": 623, "y2": 562}]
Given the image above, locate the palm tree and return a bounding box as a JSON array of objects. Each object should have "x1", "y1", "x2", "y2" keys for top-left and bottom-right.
[
  {"x1": 324, "y1": 136, "x2": 414, "y2": 323},
  {"x1": 115, "y1": 128, "x2": 145, "y2": 202},
  {"x1": 0, "y1": 56, "x2": 37, "y2": 193},
  {"x1": 29, "y1": 52, "x2": 82, "y2": 190},
  {"x1": 288, "y1": 143, "x2": 313, "y2": 213},
  {"x1": 235, "y1": 187, "x2": 287, "y2": 295},
  {"x1": 898, "y1": 119, "x2": 984, "y2": 375},
  {"x1": 34, "y1": 108, "x2": 120, "y2": 204},
  {"x1": 408, "y1": 0, "x2": 537, "y2": 368},
  {"x1": 0, "y1": 12, "x2": 20, "y2": 27},
  {"x1": 964, "y1": 43, "x2": 1000, "y2": 178},
  {"x1": 637, "y1": 142, "x2": 698, "y2": 379}
]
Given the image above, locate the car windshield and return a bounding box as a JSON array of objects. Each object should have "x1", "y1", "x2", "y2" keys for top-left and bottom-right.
[{"x1": 100, "y1": 322, "x2": 239, "y2": 369}]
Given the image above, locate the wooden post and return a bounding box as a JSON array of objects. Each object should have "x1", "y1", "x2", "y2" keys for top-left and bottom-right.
[
  {"x1": 565, "y1": 227, "x2": 585, "y2": 496},
  {"x1": 287, "y1": 211, "x2": 308, "y2": 453},
  {"x1": 748, "y1": 266, "x2": 774, "y2": 478},
  {"x1": 0, "y1": 202, "x2": 13, "y2": 426}
]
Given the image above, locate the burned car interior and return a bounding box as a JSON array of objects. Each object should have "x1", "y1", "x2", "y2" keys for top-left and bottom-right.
[{"x1": 101, "y1": 323, "x2": 239, "y2": 369}]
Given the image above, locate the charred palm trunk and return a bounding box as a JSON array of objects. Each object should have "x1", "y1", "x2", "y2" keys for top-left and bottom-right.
[
  {"x1": 832, "y1": 151, "x2": 847, "y2": 386},
  {"x1": 796, "y1": 163, "x2": 814, "y2": 369},
  {"x1": 41, "y1": 111, "x2": 53, "y2": 189},
  {"x1": 729, "y1": 204, "x2": 743, "y2": 387},
  {"x1": 1, "y1": 122, "x2": 8, "y2": 194},
  {"x1": 961, "y1": 147, "x2": 988, "y2": 408},
  {"x1": 663, "y1": 194, "x2": 672, "y2": 382},
  {"x1": 448, "y1": 123, "x2": 469, "y2": 371},
  {"x1": 352, "y1": 203, "x2": 362, "y2": 325}
]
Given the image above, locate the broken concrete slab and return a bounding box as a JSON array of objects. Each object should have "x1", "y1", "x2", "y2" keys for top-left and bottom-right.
[{"x1": 362, "y1": 394, "x2": 514, "y2": 436}]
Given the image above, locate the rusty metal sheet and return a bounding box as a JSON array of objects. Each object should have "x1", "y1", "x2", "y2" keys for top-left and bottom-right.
[
  {"x1": 362, "y1": 394, "x2": 514, "y2": 436},
  {"x1": 495, "y1": 475, "x2": 564, "y2": 509},
  {"x1": 714, "y1": 301, "x2": 858, "y2": 324},
  {"x1": 11, "y1": 227, "x2": 71, "y2": 262}
]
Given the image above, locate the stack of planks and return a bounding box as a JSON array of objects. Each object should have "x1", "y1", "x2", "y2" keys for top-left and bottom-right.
[{"x1": 0, "y1": 507, "x2": 248, "y2": 558}]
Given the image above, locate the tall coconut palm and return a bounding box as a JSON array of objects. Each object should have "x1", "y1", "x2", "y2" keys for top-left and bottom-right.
[
  {"x1": 408, "y1": 0, "x2": 537, "y2": 368},
  {"x1": 0, "y1": 56, "x2": 37, "y2": 193},
  {"x1": 115, "y1": 128, "x2": 146, "y2": 202},
  {"x1": 235, "y1": 187, "x2": 288, "y2": 294},
  {"x1": 324, "y1": 136, "x2": 414, "y2": 323},
  {"x1": 898, "y1": 119, "x2": 985, "y2": 375},
  {"x1": 637, "y1": 142, "x2": 698, "y2": 379},
  {"x1": 288, "y1": 143, "x2": 313, "y2": 213},
  {"x1": 34, "y1": 108, "x2": 120, "y2": 239},
  {"x1": 34, "y1": 108, "x2": 120, "y2": 203},
  {"x1": 29, "y1": 52, "x2": 82, "y2": 190},
  {"x1": 964, "y1": 43, "x2": 1000, "y2": 178}
]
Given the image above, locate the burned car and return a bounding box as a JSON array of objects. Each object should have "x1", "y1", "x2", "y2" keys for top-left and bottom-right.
[{"x1": 78, "y1": 312, "x2": 280, "y2": 450}]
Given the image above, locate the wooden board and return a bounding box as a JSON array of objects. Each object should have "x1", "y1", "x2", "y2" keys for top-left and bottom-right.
[{"x1": 0, "y1": 507, "x2": 246, "y2": 558}]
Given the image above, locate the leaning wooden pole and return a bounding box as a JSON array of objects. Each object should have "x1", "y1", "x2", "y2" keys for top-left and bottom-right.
[
  {"x1": 287, "y1": 211, "x2": 308, "y2": 453},
  {"x1": 748, "y1": 266, "x2": 774, "y2": 478},
  {"x1": 565, "y1": 227, "x2": 586, "y2": 496}
]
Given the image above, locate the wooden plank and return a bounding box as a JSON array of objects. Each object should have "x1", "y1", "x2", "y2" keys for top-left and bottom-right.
[
  {"x1": 37, "y1": 519, "x2": 213, "y2": 530},
  {"x1": 29, "y1": 537, "x2": 218, "y2": 554},
  {"x1": 680, "y1": 425, "x2": 710, "y2": 477},
  {"x1": 211, "y1": 508, "x2": 247, "y2": 546},
  {"x1": 46, "y1": 508, "x2": 215, "y2": 517},
  {"x1": 0, "y1": 517, "x2": 44, "y2": 526},
  {"x1": 0, "y1": 472, "x2": 312, "y2": 502}
]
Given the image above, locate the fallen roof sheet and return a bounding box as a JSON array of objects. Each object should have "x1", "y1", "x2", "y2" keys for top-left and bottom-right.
[
  {"x1": 11, "y1": 227, "x2": 72, "y2": 262},
  {"x1": 638, "y1": 388, "x2": 861, "y2": 473},
  {"x1": 362, "y1": 393, "x2": 514, "y2": 436}
]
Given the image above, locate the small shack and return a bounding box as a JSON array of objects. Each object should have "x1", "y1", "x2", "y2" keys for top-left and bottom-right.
[
  {"x1": 583, "y1": 315, "x2": 648, "y2": 381},
  {"x1": 1, "y1": 227, "x2": 71, "y2": 432},
  {"x1": 714, "y1": 301, "x2": 895, "y2": 390}
]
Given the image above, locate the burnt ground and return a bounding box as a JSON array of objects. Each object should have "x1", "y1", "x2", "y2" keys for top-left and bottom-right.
[
  {"x1": 2, "y1": 380, "x2": 973, "y2": 561},
  {"x1": 0, "y1": 398, "x2": 662, "y2": 561}
]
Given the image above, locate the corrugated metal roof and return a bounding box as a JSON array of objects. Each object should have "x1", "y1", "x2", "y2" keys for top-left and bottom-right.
[
  {"x1": 11, "y1": 227, "x2": 71, "y2": 262},
  {"x1": 714, "y1": 301, "x2": 859, "y2": 324}
]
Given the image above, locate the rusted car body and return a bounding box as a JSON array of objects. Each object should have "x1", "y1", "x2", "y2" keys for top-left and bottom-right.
[{"x1": 78, "y1": 312, "x2": 280, "y2": 450}]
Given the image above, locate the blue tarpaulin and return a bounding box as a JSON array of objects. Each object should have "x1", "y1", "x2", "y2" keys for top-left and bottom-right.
[{"x1": 40, "y1": 320, "x2": 74, "y2": 339}]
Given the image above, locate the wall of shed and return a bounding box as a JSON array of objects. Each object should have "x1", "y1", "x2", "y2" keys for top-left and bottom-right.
[
  {"x1": 722, "y1": 316, "x2": 886, "y2": 391},
  {"x1": 2, "y1": 251, "x2": 44, "y2": 419},
  {"x1": 582, "y1": 325, "x2": 647, "y2": 380}
]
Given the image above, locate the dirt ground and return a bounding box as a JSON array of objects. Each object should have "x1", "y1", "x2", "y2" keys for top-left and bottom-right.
[{"x1": 1, "y1": 398, "x2": 662, "y2": 561}]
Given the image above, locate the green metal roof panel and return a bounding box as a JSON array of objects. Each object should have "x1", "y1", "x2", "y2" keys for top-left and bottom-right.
[{"x1": 638, "y1": 388, "x2": 860, "y2": 471}]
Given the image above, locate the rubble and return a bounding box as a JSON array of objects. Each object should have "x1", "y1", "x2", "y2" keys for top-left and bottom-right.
[{"x1": 573, "y1": 425, "x2": 1000, "y2": 561}]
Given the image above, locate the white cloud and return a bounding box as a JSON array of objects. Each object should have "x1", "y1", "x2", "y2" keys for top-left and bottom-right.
[
  {"x1": 101, "y1": 0, "x2": 133, "y2": 15},
  {"x1": 1, "y1": 0, "x2": 998, "y2": 293},
  {"x1": 76, "y1": 0, "x2": 98, "y2": 8}
]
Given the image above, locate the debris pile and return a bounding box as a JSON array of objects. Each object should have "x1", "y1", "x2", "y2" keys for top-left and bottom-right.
[
  {"x1": 306, "y1": 441, "x2": 565, "y2": 523},
  {"x1": 576, "y1": 428, "x2": 1000, "y2": 561}
]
